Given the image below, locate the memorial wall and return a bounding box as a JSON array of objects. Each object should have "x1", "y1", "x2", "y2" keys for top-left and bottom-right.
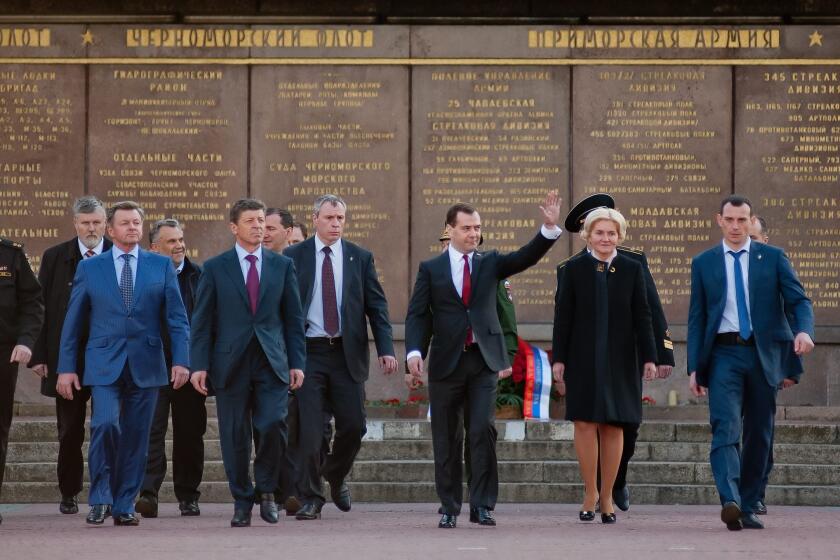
[{"x1": 2, "y1": 24, "x2": 838, "y2": 404}]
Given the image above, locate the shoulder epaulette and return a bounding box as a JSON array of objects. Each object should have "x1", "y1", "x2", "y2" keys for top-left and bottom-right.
[
  {"x1": 0, "y1": 238, "x2": 23, "y2": 250},
  {"x1": 556, "y1": 255, "x2": 572, "y2": 269},
  {"x1": 618, "y1": 245, "x2": 644, "y2": 255}
]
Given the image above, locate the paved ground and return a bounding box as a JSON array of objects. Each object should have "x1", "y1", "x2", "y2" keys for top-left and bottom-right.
[{"x1": 1, "y1": 503, "x2": 838, "y2": 559}]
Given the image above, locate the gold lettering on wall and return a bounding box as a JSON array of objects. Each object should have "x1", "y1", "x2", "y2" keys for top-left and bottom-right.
[{"x1": 126, "y1": 28, "x2": 374, "y2": 49}]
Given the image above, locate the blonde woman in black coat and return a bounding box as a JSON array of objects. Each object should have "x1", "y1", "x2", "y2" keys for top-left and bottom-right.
[{"x1": 552, "y1": 208, "x2": 657, "y2": 524}]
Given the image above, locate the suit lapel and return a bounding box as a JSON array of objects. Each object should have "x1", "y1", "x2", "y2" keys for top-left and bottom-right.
[
  {"x1": 711, "y1": 245, "x2": 728, "y2": 323},
  {"x1": 257, "y1": 251, "x2": 272, "y2": 311},
  {"x1": 468, "y1": 251, "x2": 482, "y2": 305},
  {"x1": 131, "y1": 250, "x2": 148, "y2": 310},
  {"x1": 748, "y1": 243, "x2": 762, "y2": 314},
  {"x1": 221, "y1": 248, "x2": 251, "y2": 311},
  {"x1": 439, "y1": 252, "x2": 465, "y2": 305},
  {"x1": 99, "y1": 251, "x2": 123, "y2": 306},
  {"x1": 341, "y1": 241, "x2": 353, "y2": 316},
  {"x1": 300, "y1": 238, "x2": 316, "y2": 311}
]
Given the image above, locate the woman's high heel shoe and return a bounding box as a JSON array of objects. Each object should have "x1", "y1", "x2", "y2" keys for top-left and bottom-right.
[
  {"x1": 579, "y1": 511, "x2": 595, "y2": 521},
  {"x1": 601, "y1": 512, "x2": 617, "y2": 524}
]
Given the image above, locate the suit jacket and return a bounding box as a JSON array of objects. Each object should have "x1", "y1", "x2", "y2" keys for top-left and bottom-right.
[
  {"x1": 190, "y1": 247, "x2": 306, "y2": 389},
  {"x1": 405, "y1": 230, "x2": 557, "y2": 380},
  {"x1": 0, "y1": 238, "x2": 43, "y2": 350},
  {"x1": 553, "y1": 246, "x2": 675, "y2": 368},
  {"x1": 57, "y1": 248, "x2": 190, "y2": 388},
  {"x1": 161, "y1": 257, "x2": 201, "y2": 368},
  {"x1": 687, "y1": 241, "x2": 814, "y2": 387},
  {"x1": 284, "y1": 237, "x2": 394, "y2": 383},
  {"x1": 31, "y1": 237, "x2": 113, "y2": 397}
]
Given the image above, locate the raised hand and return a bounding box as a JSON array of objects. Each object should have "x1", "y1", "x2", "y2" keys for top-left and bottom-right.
[{"x1": 539, "y1": 190, "x2": 562, "y2": 228}]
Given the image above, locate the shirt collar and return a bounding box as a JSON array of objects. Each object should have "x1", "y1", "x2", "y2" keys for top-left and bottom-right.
[
  {"x1": 447, "y1": 243, "x2": 473, "y2": 264},
  {"x1": 723, "y1": 237, "x2": 751, "y2": 255},
  {"x1": 112, "y1": 244, "x2": 139, "y2": 261},
  {"x1": 175, "y1": 259, "x2": 185, "y2": 274},
  {"x1": 78, "y1": 237, "x2": 104, "y2": 257},
  {"x1": 586, "y1": 247, "x2": 618, "y2": 265},
  {"x1": 235, "y1": 242, "x2": 262, "y2": 262},
  {"x1": 314, "y1": 235, "x2": 342, "y2": 255}
]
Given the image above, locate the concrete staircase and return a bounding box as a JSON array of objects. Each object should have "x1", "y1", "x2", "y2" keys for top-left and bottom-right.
[{"x1": 4, "y1": 418, "x2": 840, "y2": 505}]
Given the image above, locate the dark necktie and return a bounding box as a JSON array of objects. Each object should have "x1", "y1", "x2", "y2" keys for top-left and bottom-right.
[
  {"x1": 462, "y1": 254, "x2": 473, "y2": 345},
  {"x1": 245, "y1": 254, "x2": 259, "y2": 315},
  {"x1": 322, "y1": 246, "x2": 339, "y2": 336},
  {"x1": 728, "y1": 250, "x2": 752, "y2": 340},
  {"x1": 119, "y1": 253, "x2": 134, "y2": 310},
  {"x1": 84, "y1": 249, "x2": 95, "y2": 258}
]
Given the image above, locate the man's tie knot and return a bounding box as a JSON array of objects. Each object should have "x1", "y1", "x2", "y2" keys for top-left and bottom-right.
[
  {"x1": 322, "y1": 246, "x2": 332, "y2": 255},
  {"x1": 85, "y1": 249, "x2": 95, "y2": 258},
  {"x1": 245, "y1": 254, "x2": 257, "y2": 264}
]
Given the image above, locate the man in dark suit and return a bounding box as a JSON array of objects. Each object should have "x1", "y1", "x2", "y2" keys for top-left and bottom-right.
[
  {"x1": 29, "y1": 196, "x2": 111, "y2": 515},
  {"x1": 0, "y1": 237, "x2": 43, "y2": 526},
  {"x1": 135, "y1": 219, "x2": 205, "y2": 518},
  {"x1": 190, "y1": 198, "x2": 306, "y2": 527},
  {"x1": 284, "y1": 194, "x2": 396, "y2": 521},
  {"x1": 556, "y1": 194, "x2": 675, "y2": 512},
  {"x1": 688, "y1": 195, "x2": 814, "y2": 531},
  {"x1": 57, "y1": 201, "x2": 190, "y2": 526},
  {"x1": 405, "y1": 191, "x2": 562, "y2": 528}
]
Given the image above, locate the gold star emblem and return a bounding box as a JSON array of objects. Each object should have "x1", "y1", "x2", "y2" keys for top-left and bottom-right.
[
  {"x1": 81, "y1": 29, "x2": 94, "y2": 46},
  {"x1": 809, "y1": 30, "x2": 823, "y2": 47}
]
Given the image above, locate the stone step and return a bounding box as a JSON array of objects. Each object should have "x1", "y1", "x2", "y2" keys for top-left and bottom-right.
[
  {"x1": 6, "y1": 458, "x2": 839, "y2": 487},
  {"x1": 9, "y1": 418, "x2": 840, "y2": 444},
  {"x1": 3, "y1": 480, "x2": 837, "y2": 507},
  {"x1": 9, "y1": 438, "x2": 840, "y2": 467}
]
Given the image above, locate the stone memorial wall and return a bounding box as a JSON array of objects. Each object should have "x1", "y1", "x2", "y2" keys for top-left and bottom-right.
[{"x1": 3, "y1": 23, "x2": 839, "y2": 404}]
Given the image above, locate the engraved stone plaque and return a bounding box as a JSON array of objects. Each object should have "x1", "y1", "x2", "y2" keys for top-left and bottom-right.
[
  {"x1": 87, "y1": 65, "x2": 248, "y2": 261},
  {"x1": 572, "y1": 66, "x2": 732, "y2": 324},
  {"x1": 0, "y1": 65, "x2": 86, "y2": 271},
  {"x1": 250, "y1": 65, "x2": 410, "y2": 317},
  {"x1": 735, "y1": 66, "x2": 840, "y2": 325},
  {"x1": 411, "y1": 66, "x2": 571, "y2": 322}
]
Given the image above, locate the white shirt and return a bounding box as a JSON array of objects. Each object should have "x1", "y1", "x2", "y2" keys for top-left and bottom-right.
[
  {"x1": 175, "y1": 259, "x2": 185, "y2": 275},
  {"x1": 407, "y1": 224, "x2": 562, "y2": 361},
  {"x1": 586, "y1": 247, "x2": 618, "y2": 267},
  {"x1": 234, "y1": 243, "x2": 262, "y2": 283},
  {"x1": 112, "y1": 244, "x2": 139, "y2": 287},
  {"x1": 718, "y1": 238, "x2": 752, "y2": 334},
  {"x1": 306, "y1": 236, "x2": 344, "y2": 338},
  {"x1": 77, "y1": 237, "x2": 104, "y2": 258}
]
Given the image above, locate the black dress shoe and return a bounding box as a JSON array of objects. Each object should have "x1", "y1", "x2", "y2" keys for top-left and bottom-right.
[
  {"x1": 231, "y1": 508, "x2": 252, "y2": 527},
  {"x1": 259, "y1": 493, "x2": 279, "y2": 524},
  {"x1": 601, "y1": 512, "x2": 617, "y2": 524},
  {"x1": 721, "y1": 501, "x2": 743, "y2": 531},
  {"x1": 113, "y1": 513, "x2": 140, "y2": 526},
  {"x1": 754, "y1": 500, "x2": 767, "y2": 515},
  {"x1": 741, "y1": 512, "x2": 765, "y2": 529},
  {"x1": 134, "y1": 493, "x2": 158, "y2": 518},
  {"x1": 469, "y1": 507, "x2": 496, "y2": 526},
  {"x1": 86, "y1": 504, "x2": 112, "y2": 525},
  {"x1": 579, "y1": 511, "x2": 595, "y2": 521},
  {"x1": 295, "y1": 502, "x2": 323, "y2": 520},
  {"x1": 283, "y1": 496, "x2": 301, "y2": 516},
  {"x1": 328, "y1": 479, "x2": 352, "y2": 512},
  {"x1": 612, "y1": 486, "x2": 630, "y2": 512},
  {"x1": 179, "y1": 500, "x2": 200, "y2": 516},
  {"x1": 59, "y1": 495, "x2": 79, "y2": 515},
  {"x1": 438, "y1": 514, "x2": 457, "y2": 529}
]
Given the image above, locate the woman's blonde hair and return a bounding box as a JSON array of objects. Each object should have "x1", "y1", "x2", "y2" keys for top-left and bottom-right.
[{"x1": 580, "y1": 208, "x2": 627, "y2": 243}]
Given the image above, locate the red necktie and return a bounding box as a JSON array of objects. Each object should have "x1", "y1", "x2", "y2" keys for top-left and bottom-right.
[
  {"x1": 244, "y1": 254, "x2": 259, "y2": 315},
  {"x1": 84, "y1": 249, "x2": 95, "y2": 258},
  {"x1": 462, "y1": 254, "x2": 473, "y2": 345},
  {"x1": 322, "y1": 246, "x2": 339, "y2": 336}
]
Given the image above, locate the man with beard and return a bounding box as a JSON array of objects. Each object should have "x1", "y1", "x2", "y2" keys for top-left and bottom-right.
[{"x1": 30, "y1": 196, "x2": 111, "y2": 516}]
